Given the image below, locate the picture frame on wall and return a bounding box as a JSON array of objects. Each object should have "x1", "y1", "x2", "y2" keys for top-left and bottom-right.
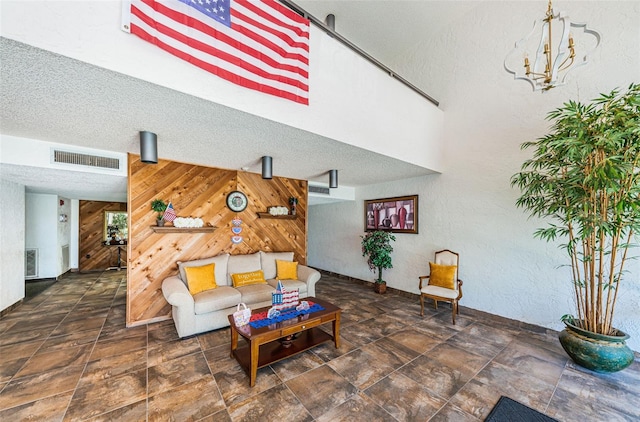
[{"x1": 364, "y1": 195, "x2": 418, "y2": 234}]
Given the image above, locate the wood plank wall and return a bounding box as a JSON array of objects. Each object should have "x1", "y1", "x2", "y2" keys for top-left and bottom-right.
[
  {"x1": 79, "y1": 201, "x2": 127, "y2": 271},
  {"x1": 127, "y1": 154, "x2": 307, "y2": 326}
]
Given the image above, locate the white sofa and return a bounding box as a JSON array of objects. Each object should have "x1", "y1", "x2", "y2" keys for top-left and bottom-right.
[{"x1": 161, "y1": 251, "x2": 321, "y2": 338}]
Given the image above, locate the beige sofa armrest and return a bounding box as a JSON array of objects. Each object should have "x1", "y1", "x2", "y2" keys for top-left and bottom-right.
[
  {"x1": 297, "y1": 265, "x2": 320, "y2": 297},
  {"x1": 162, "y1": 276, "x2": 194, "y2": 308},
  {"x1": 162, "y1": 276, "x2": 197, "y2": 338}
]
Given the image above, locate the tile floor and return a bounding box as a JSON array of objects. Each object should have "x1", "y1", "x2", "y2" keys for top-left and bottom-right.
[{"x1": 0, "y1": 270, "x2": 638, "y2": 421}]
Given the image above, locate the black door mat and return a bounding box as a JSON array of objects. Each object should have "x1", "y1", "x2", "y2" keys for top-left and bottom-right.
[{"x1": 485, "y1": 396, "x2": 558, "y2": 422}]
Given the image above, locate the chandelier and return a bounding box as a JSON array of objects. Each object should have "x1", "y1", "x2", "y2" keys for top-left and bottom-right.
[{"x1": 504, "y1": 0, "x2": 601, "y2": 92}]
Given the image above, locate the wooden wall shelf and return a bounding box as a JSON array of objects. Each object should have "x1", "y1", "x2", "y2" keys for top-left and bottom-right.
[
  {"x1": 150, "y1": 226, "x2": 216, "y2": 233},
  {"x1": 257, "y1": 213, "x2": 297, "y2": 219}
]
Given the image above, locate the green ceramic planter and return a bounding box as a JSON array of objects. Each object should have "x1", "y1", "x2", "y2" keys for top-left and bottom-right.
[{"x1": 558, "y1": 321, "x2": 635, "y2": 373}]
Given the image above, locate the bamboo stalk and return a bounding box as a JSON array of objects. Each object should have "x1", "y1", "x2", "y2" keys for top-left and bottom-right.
[
  {"x1": 603, "y1": 228, "x2": 620, "y2": 334},
  {"x1": 597, "y1": 179, "x2": 607, "y2": 331},
  {"x1": 606, "y1": 230, "x2": 633, "y2": 334}
]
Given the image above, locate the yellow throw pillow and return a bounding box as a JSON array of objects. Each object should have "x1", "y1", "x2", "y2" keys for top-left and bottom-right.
[
  {"x1": 276, "y1": 260, "x2": 298, "y2": 280},
  {"x1": 429, "y1": 262, "x2": 457, "y2": 289},
  {"x1": 184, "y1": 263, "x2": 217, "y2": 295},
  {"x1": 231, "y1": 270, "x2": 267, "y2": 288}
]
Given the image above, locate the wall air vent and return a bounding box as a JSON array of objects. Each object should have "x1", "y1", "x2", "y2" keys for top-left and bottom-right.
[
  {"x1": 309, "y1": 185, "x2": 330, "y2": 195},
  {"x1": 25, "y1": 248, "x2": 38, "y2": 279},
  {"x1": 61, "y1": 244, "x2": 70, "y2": 272},
  {"x1": 53, "y1": 150, "x2": 120, "y2": 170}
]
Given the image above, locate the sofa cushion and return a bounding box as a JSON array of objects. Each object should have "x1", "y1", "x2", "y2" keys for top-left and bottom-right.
[
  {"x1": 260, "y1": 251, "x2": 294, "y2": 279},
  {"x1": 236, "y1": 284, "x2": 275, "y2": 304},
  {"x1": 184, "y1": 263, "x2": 217, "y2": 295},
  {"x1": 178, "y1": 254, "x2": 230, "y2": 287},
  {"x1": 194, "y1": 286, "x2": 241, "y2": 315},
  {"x1": 276, "y1": 260, "x2": 298, "y2": 280},
  {"x1": 267, "y1": 279, "x2": 307, "y2": 295},
  {"x1": 227, "y1": 252, "x2": 261, "y2": 283},
  {"x1": 231, "y1": 270, "x2": 267, "y2": 288}
]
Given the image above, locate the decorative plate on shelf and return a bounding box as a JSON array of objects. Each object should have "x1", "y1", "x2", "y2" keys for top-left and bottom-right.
[{"x1": 226, "y1": 191, "x2": 248, "y2": 212}]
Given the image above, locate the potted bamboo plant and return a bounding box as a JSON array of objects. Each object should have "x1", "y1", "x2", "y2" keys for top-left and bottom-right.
[
  {"x1": 151, "y1": 199, "x2": 167, "y2": 226},
  {"x1": 361, "y1": 230, "x2": 396, "y2": 294},
  {"x1": 511, "y1": 84, "x2": 640, "y2": 372}
]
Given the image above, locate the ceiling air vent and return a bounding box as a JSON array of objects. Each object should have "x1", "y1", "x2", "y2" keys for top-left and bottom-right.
[
  {"x1": 309, "y1": 185, "x2": 330, "y2": 195},
  {"x1": 53, "y1": 149, "x2": 120, "y2": 170}
]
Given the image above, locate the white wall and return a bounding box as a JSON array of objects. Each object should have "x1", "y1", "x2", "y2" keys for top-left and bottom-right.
[
  {"x1": 0, "y1": 179, "x2": 25, "y2": 312},
  {"x1": 0, "y1": 0, "x2": 444, "y2": 172},
  {"x1": 309, "y1": 1, "x2": 640, "y2": 352},
  {"x1": 25, "y1": 193, "x2": 58, "y2": 279}
]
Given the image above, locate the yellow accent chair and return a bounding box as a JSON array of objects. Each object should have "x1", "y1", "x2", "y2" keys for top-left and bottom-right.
[{"x1": 418, "y1": 249, "x2": 463, "y2": 324}]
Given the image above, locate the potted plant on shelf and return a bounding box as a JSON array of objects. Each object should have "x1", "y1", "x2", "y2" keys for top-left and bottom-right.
[
  {"x1": 511, "y1": 84, "x2": 640, "y2": 373},
  {"x1": 361, "y1": 230, "x2": 396, "y2": 294},
  {"x1": 151, "y1": 199, "x2": 167, "y2": 226}
]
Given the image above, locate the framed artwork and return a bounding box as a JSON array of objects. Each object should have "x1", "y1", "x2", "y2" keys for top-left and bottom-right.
[{"x1": 364, "y1": 195, "x2": 418, "y2": 234}]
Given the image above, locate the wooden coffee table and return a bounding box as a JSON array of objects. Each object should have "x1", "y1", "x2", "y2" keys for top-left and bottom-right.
[{"x1": 228, "y1": 297, "x2": 341, "y2": 387}]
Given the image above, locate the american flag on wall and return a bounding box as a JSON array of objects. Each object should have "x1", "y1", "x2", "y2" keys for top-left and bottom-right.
[{"x1": 123, "y1": 0, "x2": 310, "y2": 104}]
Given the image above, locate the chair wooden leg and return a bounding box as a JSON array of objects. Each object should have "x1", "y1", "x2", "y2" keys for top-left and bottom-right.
[
  {"x1": 452, "y1": 300, "x2": 456, "y2": 325},
  {"x1": 433, "y1": 299, "x2": 438, "y2": 310},
  {"x1": 420, "y1": 295, "x2": 424, "y2": 316}
]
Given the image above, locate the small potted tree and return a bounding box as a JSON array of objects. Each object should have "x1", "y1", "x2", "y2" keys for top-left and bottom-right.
[
  {"x1": 151, "y1": 199, "x2": 167, "y2": 226},
  {"x1": 511, "y1": 84, "x2": 640, "y2": 372},
  {"x1": 361, "y1": 230, "x2": 396, "y2": 294}
]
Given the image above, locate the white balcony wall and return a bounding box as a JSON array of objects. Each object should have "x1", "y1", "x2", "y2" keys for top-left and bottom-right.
[
  {"x1": 0, "y1": 136, "x2": 127, "y2": 177},
  {"x1": 0, "y1": 0, "x2": 443, "y2": 172}
]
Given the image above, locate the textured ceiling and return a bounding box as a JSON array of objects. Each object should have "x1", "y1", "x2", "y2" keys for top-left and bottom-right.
[{"x1": 0, "y1": 26, "x2": 438, "y2": 203}]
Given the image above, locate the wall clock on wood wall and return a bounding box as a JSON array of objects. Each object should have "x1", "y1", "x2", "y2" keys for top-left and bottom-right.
[{"x1": 226, "y1": 191, "x2": 248, "y2": 212}]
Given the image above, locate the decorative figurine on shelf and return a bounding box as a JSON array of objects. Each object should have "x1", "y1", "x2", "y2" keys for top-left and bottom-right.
[
  {"x1": 289, "y1": 197, "x2": 298, "y2": 215},
  {"x1": 268, "y1": 206, "x2": 288, "y2": 216},
  {"x1": 271, "y1": 280, "x2": 299, "y2": 312}
]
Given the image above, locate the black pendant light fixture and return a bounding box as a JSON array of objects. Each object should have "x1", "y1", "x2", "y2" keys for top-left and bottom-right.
[
  {"x1": 329, "y1": 169, "x2": 338, "y2": 188},
  {"x1": 262, "y1": 156, "x2": 273, "y2": 179},
  {"x1": 140, "y1": 131, "x2": 158, "y2": 164}
]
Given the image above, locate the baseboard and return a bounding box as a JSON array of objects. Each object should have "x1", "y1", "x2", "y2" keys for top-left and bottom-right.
[
  {"x1": 25, "y1": 277, "x2": 56, "y2": 283},
  {"x1": 0, "y1": 299, "x2": 23, "y2": 318},
  {"x1": 316, "y1": 268, "x2": 558, "y2": 336}
]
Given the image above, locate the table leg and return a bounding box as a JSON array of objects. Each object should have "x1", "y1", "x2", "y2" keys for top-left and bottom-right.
[
  {"x1": 333, "y1": 312, "x2": 341, "y2": 348},
  {"x1": 230, "y1": 324, "x2": 238, "y2": 358},
  {"x1": 250, "y1": 339, "x2": 259, "y2": 387}
]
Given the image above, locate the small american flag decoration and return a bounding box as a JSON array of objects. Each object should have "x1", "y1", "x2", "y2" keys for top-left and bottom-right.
[{"x1": 163, "y1": 201, "x2": 177, "y2": 222}]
